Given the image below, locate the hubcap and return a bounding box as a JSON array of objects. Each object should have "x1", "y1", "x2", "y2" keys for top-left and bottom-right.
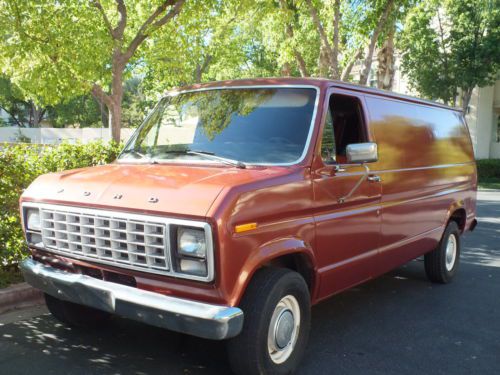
[
  {"x1": 267, "y1": 295, "x2": 300, "y2": 364},
  {"x1": 275, "y1": 310, "x2": 294, "y2": 349},
  {"x1": 445, "y1": 233, "x2": 457, "y2": 272}
]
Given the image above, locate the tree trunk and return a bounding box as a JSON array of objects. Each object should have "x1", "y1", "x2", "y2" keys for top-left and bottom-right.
[
  {"x1": 331, "y1": 0, "x2": 341, "y2": 79},
  {"x1": 278, "y1": 0, "x2": 309, "y2": 77},
  {"x1": 359, "y1": 0, "x2": 394, "y2": 85},
  {"x1": 194, "y1": 64, "x2": 202, "y2": 83},
  {"x1": 90, "y1": 0, "x2": 185, "y2": 143},
  {"x1": 294, "y1": 52, "x2": 309, "y2": 77},
  {"x1": 281, "y1": 62, "x2": 292, "y2": 76},
  {"x1": 460, "y1": 87, "x2": 474, "y2": 114},
  {"x1": 194, "y1": 55, "x2": 213, "y2": 83},
  {"x1": 376, "y1": 26, "x2": 395, "y2": 90},
  {"x1": 27, "y1": 101, "x2": 45, "y2": 127},
  {"x1": 91, "y1": 94, "x2": 109, "y2": 127},
  {"x1": 109, "y1": 58, "x2": 124, "y2": 142},
  {"x1": 318, "y1": 45, "x2": 331, "y2": 77},
  {"x1": 108, "y1": 100, "x2": 122, "y2": 143},
  {"x1": 341, "y1": 49, "x2": 363, "y2": 81},
  {"x1": 305, "y1": 0, "x2": 338, "y2": 78}
]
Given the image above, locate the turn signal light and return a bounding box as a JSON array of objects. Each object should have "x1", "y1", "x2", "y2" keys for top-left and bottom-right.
[{"x1": 235, "y1": 222, "x2": 258, "y2": 233}]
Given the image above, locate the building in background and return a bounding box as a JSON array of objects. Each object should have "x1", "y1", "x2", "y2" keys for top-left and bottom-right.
[{"x1": 466, "y1": 81, "x2": 500, "y2": 159}]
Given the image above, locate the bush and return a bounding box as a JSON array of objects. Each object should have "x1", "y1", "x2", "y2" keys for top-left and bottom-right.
[
  {"x1": 476, "y1": 159, "x2": 500, "y2": 181},
  {"x1": 0, "y1": 141, "x2": 123, "y2": 265}
]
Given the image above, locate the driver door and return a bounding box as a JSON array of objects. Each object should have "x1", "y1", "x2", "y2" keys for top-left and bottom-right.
[{"x1": 312, "y1": 89, "x2": 382, "y2": 299}]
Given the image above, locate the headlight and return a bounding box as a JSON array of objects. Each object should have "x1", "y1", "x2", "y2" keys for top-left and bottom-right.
[
  {"x1": 177, "y1": 228, "x2": 207, "y2": 258},
  {"x1": 26, "y1": 208, "x2": 41, "y2": 231},
  {"x1": 24, "y1": 207, "x2": 42, "y2": 245},
  {"x1": 173, "y1": 226, "x2": 210, "y2": 277}
]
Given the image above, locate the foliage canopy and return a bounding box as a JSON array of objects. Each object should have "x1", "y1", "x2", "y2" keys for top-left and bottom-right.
[{"x1": 399, "y1": 0, "x2": 500, "y2": 110}]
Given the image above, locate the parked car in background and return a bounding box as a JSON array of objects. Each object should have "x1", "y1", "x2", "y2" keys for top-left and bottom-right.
[{"x1": 20, "y1": 78, "x2": 477, "y2": 374}]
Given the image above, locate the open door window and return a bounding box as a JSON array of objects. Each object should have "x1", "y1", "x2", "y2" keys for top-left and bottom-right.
[{"x1": 320, "y1": 94, "x2": 368, "y2": 164}]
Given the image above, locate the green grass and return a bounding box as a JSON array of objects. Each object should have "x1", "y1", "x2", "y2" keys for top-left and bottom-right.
[{"x1": 0, "y1": 266, "x2": 24, "y2": 289}]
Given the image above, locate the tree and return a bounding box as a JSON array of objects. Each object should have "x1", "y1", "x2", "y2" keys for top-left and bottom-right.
[
  {"x1": 376, "y1": 0, "x2": 414, "y2": 90},
  {"x1": 47, "y1": 95, "x2": 102, "y2": 128},
  {"x1": 121, "y1": 77, "x2": 154, "y2": 128},
  {"x1": 448, "y1": 0, "x2": 500, "y2": 111},
  {"x1": 358, "y1": 0, "x2": 396, "y2": 85},
  {"x1": 253, "y1": 0, "x2": 401, "y2": 84},
  {"x1": 141, "y1": 0, "x2": 264, "y2": 91},
  {"x1": 399, "y1": 0, "x2": 500, "y2": 111},
  {"x1": 0, "y1": 76, "x2": 47, "y2": 127},
  {"x1": 0, "y1": 0, "x2": 186, "y2": 142},
  {"x1": 376, "y1": 26, "x2": 395, "y2": 90}
]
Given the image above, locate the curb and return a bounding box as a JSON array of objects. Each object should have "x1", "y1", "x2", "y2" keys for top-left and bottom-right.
[{"x1": 0, "y1": 282, "x2": 44, "y2": 315}]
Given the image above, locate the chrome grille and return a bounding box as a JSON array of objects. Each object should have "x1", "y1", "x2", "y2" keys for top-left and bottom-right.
[{"x1": 40, "y1": 207, "x2": 169, "y2": 272}]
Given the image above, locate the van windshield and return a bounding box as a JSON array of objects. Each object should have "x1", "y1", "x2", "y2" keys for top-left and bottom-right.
[{"x1": 119, "y1": 87, "x2": 317, "y2": 165}]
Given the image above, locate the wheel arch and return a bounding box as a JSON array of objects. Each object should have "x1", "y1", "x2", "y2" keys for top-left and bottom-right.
[
  {"x1": 233, "y1": 237, "x2": 319, "y2": 306},
  {"x1": 447, "y1": 206, "x2": 467, "y2": 233}
]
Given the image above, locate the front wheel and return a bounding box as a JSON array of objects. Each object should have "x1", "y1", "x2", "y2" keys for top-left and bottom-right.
[
  {"x1": 227, "y1": 267, "x2": 311, "y2": 375},
  {"x1": 425, "y1": 221, "x2": 461, "y2": 283}
]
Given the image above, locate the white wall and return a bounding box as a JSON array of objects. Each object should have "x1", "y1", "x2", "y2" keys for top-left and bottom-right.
[
  {"x1": 466, "y1": 80, "x2": 500, "y2": 159},
  {"x1": 491, "y1": 80, "x2": 500, "y2": 159},
  {"x1": 0, "y1": 127, "x2": 135, "y2": 144}
]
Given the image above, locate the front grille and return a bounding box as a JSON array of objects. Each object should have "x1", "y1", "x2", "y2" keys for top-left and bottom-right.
[{"x1": 40, "y1": 206, "x2": 169, "y2": 273}]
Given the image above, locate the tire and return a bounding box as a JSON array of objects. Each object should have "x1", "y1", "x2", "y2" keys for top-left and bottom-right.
[
  {"x1": 44, "y1": 293, "x2": 111, "y2": 328},
  {"x1": 425, "y1": 221, "x2": 461, "y2": 283},
  {"x1": 227, "y1": 267, "x2": 311, "y2": 375}
]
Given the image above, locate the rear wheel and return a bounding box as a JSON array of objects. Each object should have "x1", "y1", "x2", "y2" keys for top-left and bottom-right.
[
  {"x1": 227, "y1": 267, "x2": 311, "y2": 375},
  {"x1": 425, "y1": 221, "x2": 461, "y2": 283},
  {"x1": 44, "y1": 293, "x2": 111, "y2": 328}
]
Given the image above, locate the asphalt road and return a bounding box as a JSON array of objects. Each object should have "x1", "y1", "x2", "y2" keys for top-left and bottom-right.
[{"x1": 1, "y1": 191, "x2": 499, "y2": 375}]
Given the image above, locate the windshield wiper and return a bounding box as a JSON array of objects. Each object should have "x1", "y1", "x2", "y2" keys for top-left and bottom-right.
[
  {"x1": 120, "y1": 149, "x2": 158, "y2": 164},
  {"x1": 187, "y1": 150, "x2": 246, "y2": 169},
  {"x1": 159, "y1": 149, "x2": 246, "y2": 169}
]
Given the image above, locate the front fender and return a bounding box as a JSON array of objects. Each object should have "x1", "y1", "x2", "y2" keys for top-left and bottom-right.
[{"x1": 230, "y1": 237, "x2": 318, "y2": 306}]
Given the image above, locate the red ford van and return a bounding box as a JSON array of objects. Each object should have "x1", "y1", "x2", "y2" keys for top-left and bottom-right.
[{"x1": 20, "y1": 78, "x2": 477, "y2": 374}]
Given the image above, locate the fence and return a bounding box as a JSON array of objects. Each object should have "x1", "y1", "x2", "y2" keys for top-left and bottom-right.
[{"x1": 0, "y1": 127, "x2": 135, "y2": 144}]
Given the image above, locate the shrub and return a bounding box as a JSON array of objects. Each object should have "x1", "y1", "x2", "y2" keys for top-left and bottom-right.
[
  {"x1": 0, "y1": 141, "x2": 122, "y2": 265},
  {"x1": 476, "y1": 159, "x2": 500, "y2": 181}
]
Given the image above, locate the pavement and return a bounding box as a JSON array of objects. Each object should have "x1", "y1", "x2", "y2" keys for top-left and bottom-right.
[{"x1": 0, "y1": 191, "x2": 499, "y2": 374}]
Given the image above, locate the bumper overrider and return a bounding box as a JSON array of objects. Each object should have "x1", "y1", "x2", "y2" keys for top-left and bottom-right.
[{"x1": 20, "y1": 258, "x2": 243, "y2": 340}]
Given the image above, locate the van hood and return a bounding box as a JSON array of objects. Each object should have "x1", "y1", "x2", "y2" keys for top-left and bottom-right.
[{"x1": 21, "y1": 163, "x2": 290, "y2": 218}]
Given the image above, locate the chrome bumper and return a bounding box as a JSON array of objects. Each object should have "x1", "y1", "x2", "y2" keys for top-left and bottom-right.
[{"x1": 20, "y1": 258, "x2": 243, "y2": 340}]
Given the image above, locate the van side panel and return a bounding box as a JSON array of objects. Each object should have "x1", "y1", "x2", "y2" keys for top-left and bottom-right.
[{"x1": 364, "y1": 96, "x2": 476, "y2": 276}]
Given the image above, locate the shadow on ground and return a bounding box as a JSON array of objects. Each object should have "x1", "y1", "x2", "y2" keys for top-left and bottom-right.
[{"x1": 2, "y1": 254, "x2": 498, "y2": 375}]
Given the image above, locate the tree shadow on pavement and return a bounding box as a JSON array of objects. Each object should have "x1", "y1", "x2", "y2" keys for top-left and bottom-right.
[
  {"x1": 1, "y1": 196, "x2": 498, "y2": 375},
  {"x1": 0, "y1": 313, "x2": 231, "y2": 374}
]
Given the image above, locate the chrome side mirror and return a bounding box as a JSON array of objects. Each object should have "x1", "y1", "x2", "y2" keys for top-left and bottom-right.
[{"x1": 346, "y1": 142, "x2": 378, "y2": 163}]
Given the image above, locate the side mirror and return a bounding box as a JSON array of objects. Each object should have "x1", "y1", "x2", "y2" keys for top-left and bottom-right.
[{"x1": 346, "y1": 142, "x2": 378, "y2": 163}]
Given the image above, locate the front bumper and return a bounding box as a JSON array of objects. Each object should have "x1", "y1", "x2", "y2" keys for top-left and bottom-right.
[{"x1": 20, "y1": 258, "x2": 243, "y2": 340}]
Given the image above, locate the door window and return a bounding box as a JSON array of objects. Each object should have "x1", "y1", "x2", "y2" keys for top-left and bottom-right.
[{"x1": 320, "y1": 94, "x2": 367, "y2": 164}]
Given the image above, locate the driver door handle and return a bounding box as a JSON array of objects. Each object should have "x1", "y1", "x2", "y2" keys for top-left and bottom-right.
[{"x1": 368, "y1": 175, "x2": 381, "y2": 183}]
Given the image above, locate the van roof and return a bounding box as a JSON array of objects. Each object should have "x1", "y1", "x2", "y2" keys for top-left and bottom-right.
[{"x1": 171, "y1": 77, "x2": 462, "y2": 113}]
